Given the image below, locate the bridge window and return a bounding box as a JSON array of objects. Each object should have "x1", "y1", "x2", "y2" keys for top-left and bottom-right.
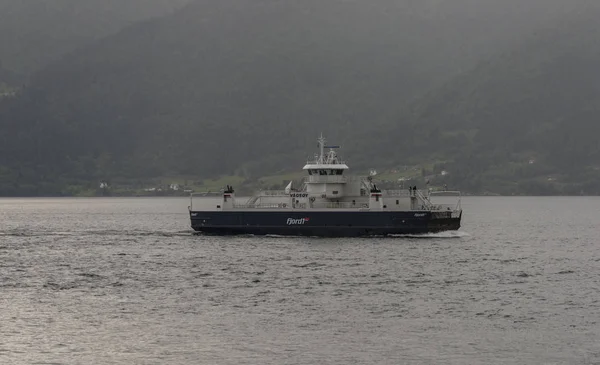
[{"x1": 308, "y1": 169, "x2": 345, "y2": 175}]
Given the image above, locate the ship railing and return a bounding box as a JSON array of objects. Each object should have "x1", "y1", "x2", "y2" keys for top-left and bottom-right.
[
  {"x1": 384, "y1": 189, "x2": 435, "y2": 198},
  {"x1": 383, "y1": 189, "x2": 411, "y2": 197},
  {"x1": 310, "y1": 201, "x2": 366, "y2": 209},
  {"x1": 233, "y1": 203, "x2": 290, "y2": 209},
  {"x1": 189, "y1": 191, "x2": 223, "y2": 211},
  {"x1": 429, "y1": 190, "x2": 461, "y2": 197},
  {"x1": 429, "y1": 190, "x2": 462, "y2": 211},
  {"x1": 259, "y1": 190, "x2": 290, "y2": 196},
  {"x1": 190, "y1": 191, "x2": 222, "y2": 197},
  {"x1": 233, "y1": 201, "x2": 365, "y2": 209},
  {"x1": 306, "y1": 158, "x2": 347, "y2": 164},
  {"x1": 430, "y1": 204, "x2": 459, "y2": 211}
]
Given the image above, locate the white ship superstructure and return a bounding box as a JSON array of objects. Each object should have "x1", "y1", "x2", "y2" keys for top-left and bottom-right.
[{"x1": 189, "y1": 135, "x2": 462, "y2": 236}]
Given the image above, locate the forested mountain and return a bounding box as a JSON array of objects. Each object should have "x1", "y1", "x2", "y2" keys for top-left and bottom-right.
[
  {"x1": 0, "y1": 0, "x2": 599, "y2": 195},
  {"x1": 373, "y1": 3, "x2": 600, "y2": 194},
  {"x1": 0, "y1": 63, "x2": 19, "y2": 90},
  {"x1": 0, "y1": 0, "x2": 190, "y2": 81}
]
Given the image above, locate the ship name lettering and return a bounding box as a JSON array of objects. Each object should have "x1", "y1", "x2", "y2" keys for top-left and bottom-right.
[
  {"x1": 290, "y1": 193, "x2": 308, "y2": 198},
  {"x1": 287, "y1": 217, "x2": 310, "y2": 225}
]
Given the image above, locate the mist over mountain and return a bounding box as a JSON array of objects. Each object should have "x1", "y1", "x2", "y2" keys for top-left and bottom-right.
[
  {"x1": 0, "y1": 0, "x2": 190, "y2": 81},
  {"x1": 375, "y1": 3, "x2": 600, "y2": 194},
  {"x1": 1, "y1": 0, "x2": 599, "y2": 195}
]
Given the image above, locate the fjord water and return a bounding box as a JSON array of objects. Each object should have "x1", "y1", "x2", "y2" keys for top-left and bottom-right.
[{"x1": 1, "y1": 197, "x2": 599, "y2": 364}]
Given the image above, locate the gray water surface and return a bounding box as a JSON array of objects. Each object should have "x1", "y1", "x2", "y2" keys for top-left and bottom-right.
[{"x1": 1, "y1": 197, "x2": 599, "y2": 364}]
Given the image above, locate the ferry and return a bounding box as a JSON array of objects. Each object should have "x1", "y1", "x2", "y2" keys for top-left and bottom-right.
[{"x1": 189, "y1": 136, "x2": 462, "y2": 237}]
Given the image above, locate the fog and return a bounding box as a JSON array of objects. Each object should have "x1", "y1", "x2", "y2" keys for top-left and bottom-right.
[{"x1": 1, "y1": 0, "x2": 599, "y2": 196}]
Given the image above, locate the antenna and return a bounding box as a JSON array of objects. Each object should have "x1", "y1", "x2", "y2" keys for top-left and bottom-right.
[{"x1": 317, "y1": 134, "x2": 326, "y2": 164}]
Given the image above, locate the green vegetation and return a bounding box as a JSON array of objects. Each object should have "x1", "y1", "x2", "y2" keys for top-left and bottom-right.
[
  {"x1": 374, "y1": 8, "x2": 600, "y2": 195},
  {"x1": 0, "y1": 84, "x2": 15, "y2": 98},
  {"x1": 1, "y1": 0, "x2": 599, "y2": 196}
]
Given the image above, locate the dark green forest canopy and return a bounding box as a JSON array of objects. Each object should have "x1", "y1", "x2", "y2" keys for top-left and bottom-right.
[
  {"x1": 0, "y1": 63, "x2": 20, "y2": 88},
  {"x1": 1, "y1": 0, "x2": 599, "y2": 196},
  {"x1": 374, "y1": 6, "x2": 600, "y2": 194}
]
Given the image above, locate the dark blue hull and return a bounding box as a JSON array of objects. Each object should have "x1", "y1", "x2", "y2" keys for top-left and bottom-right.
[{"x1": 190, "y1": 210, "x2": 461, "y2": 237}]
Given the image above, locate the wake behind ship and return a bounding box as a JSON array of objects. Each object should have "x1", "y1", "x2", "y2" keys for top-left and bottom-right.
[{"x1": 189, "y1": 136, "x2": 462, "y2": 237}]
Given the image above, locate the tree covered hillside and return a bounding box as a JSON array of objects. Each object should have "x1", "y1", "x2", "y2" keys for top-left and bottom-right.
[
  {"x1": 376, "y1": 5, "x2": 600, "y2": 194},
  {"x1": 0, "y1": 63, "x2": 19, "y2": 91},
  {"x1": 0, "y1": 0, "x2": 599, "y2": 195}
]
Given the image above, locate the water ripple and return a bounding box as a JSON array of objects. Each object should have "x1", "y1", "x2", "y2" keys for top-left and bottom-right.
[{"x1": 0, "y1": 196, "x2": 599, "y2": 364}]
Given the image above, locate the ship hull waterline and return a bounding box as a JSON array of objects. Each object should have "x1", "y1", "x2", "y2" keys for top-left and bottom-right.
[{"x1": 190, "y1": 210, "x2": 461, "y2": 237}]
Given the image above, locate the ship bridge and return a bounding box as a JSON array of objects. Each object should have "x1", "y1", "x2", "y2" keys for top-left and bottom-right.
[{"x1": 302, "y1": 135, "x2": 354, "y2": 198}]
